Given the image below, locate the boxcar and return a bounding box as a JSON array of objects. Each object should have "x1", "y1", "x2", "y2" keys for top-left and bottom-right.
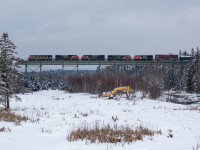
[
  {"x1": 28, "y1": 55, "x2": 53, "y2": 61},
  {"x1": 155, "y1": 54, "x2": 178, "y2": 61}
]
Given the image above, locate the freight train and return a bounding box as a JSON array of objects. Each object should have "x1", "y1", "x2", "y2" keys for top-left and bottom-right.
[{"x1": 28, "y1": 54, "x2": 192, "y2": 61}]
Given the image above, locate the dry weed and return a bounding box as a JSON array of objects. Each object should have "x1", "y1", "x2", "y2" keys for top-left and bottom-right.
[
  {"x1": 41, "y1": 127, "x2": 53, "y2": 134},
  {"x1": 67, "y1": 122, "x2": 162, "y2": 144},
  {"x1": 173, "y1": 106, "x2": 200, "y2": 112},
  {"x1": 0, "y1": 109, "x2": 28, "y2": 125},
  {"x1": 30, "y1": 118, "x2": 40, "y2": 123},
  {"x1": 167, "y1": 129, "x2": 173, "y2": 138},
  {"x1": 112, "y1": 116, "x2": 118, "y2": 122},
  {"x1": 0, "y1": 127, "x2": 11, "y2": 133},
  {"x1": 81, "y1": 113, "x2": 88, "y2": 117}
]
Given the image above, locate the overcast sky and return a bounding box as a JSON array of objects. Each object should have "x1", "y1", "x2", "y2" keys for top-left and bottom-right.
[{"x1": 1, "y1": 0, "x2": 200, "y2": 59}]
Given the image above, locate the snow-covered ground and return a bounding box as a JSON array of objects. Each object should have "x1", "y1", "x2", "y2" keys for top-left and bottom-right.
[{"x1": 0, "y1": 90, "x2": 200, "y2": 150}]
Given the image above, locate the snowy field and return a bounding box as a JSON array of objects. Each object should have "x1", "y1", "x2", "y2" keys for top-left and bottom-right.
[{"x1": 0, "y1": 90, "x2": 200, "y2": 150}]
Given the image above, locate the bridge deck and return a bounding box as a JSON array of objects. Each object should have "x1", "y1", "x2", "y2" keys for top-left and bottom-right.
[{"x1": 19, "y1": 60, "x2": 189, "y2": 66}]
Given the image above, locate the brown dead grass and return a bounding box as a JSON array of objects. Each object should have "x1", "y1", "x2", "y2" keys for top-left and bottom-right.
[
  {"x1": 0, "y1": 109, "x2": 28, "y2": 125},
  {"x1": 67, "y1": 122, "x2": 162, "y2": 144}
]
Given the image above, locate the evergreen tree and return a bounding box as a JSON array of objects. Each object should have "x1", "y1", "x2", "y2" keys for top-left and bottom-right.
[
  {"x1": 173, "y1": 65, "x2": 187, "y2": 91},
  {"x1": 0, "y1": 33, "x2": 20, "y2": 109},
  {"x1": 185, "y1": 47, "x2": 200, "y2": 93},
  {"x1": 192, "y1": 47, "x2": 200, "y2": 93}
]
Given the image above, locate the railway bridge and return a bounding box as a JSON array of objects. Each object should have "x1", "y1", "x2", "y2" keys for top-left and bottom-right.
[
  {"x1": 18, "y1": 60, "x2": 190, "y2": 85},
  {"x1": 19, "y1": 60, "x2": 189, "y2": 73}
]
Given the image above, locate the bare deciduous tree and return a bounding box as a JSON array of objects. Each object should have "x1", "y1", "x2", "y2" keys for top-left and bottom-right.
[{"x1": 143, "y1": 65, "x2": 165, "y2": 99}]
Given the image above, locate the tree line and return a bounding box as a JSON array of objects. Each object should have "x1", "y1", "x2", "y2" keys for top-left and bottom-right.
[
  {"x1": 66, "y1": 48, "x2": 200, "y2": 99},
  {"x1": 0, "y1": 32, "x2": 200, "y2": 109}
]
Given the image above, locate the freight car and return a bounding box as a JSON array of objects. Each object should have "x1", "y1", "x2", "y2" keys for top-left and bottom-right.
[
  {"x1": 81, "y1": 55, "x2": 105, "y2": 61},
  {"x1": 134, "y1": 55, "x2": 153, "y2": 61},
  {"x1": 55, "y1": 55, "x2": 79, "y2": 61},
  {"x1": 107, "y1": 55, "x2": 131, "y2": 61},
  {"x1": 28, "y1": 55, "x2": 53, "y2": 61},
  {"x1": 155, "y1": 54, "x2": 178, "y2": 61}
]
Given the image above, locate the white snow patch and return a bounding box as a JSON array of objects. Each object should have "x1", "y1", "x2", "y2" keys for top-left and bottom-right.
[{"x1": 0, "y1": 90, "x2": 200, "y2": 150}]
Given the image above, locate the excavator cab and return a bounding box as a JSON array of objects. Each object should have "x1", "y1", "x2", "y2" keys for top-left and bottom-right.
[{"x1": 102, "y1": 92, "x2": 114, "y2": 98}]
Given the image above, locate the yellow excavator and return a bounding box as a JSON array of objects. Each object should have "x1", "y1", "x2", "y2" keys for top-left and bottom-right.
[{"x1": 101, "y1": 86, "x2": 131, "y2": 99}]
